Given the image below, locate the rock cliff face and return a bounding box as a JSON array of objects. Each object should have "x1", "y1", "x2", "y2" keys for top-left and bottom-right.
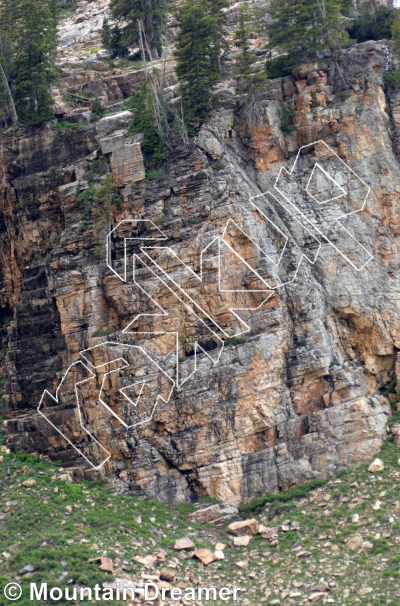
[{"x1": 1, "y1": 40, "x2": 399, "y2": 505}]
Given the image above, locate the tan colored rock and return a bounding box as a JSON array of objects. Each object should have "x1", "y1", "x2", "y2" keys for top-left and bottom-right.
[
  {"x1": 22, "y1": 478, "x2": 36, "y2": 486},
  {"x1": 132, "y1": 554, "x2": 157, "y2": 568},
  {"x1": 261, "y1": 527, "x2": 279, "y2": 540},
  {"x1": 368, "y1": 458, "x2": 384, "y2": 473},
  {"x1": 111, "y1": 142, "x2": 145, "y2": 187},
  {"x1": 227, "y1": 519, "x2": 259, "y2": 536},
  {"x1": 214, "y1": 550, "x2": 225, "y2": 560},
  {"x1": 215, "y1": 542, "x2": 226, "y2": 551},
  {"x1": 2, "y1": 44, "x2": 399, "y2": 509},
  {"x1": 358, "y1": 587, "x2": 373, "y2": 595},
  {"x1": 308, "y1": 593, "x2": 324, "y2": 602},
  {"x1": 194, "y1": 548, "x2": 218, "y2": 566},
  {"x1": 233, "y1": 535, "x2": 251, "y2": 547},
  {"x1": 235, "y1": 560, "x2": 248, "y2": 570},
  {"x1": 390, "y1": 423, "x2": 400, "y2": 445},
  {"x1": 188, "y1": 504, "x2": 221, "y2": 524},
  {"x1": 312, "y1": 581, "x2": 329, "y2": 592},
  {"x1": 160, "y1": 567, "x2": 176, "y2": 582},
  {"x1": 99, "y1": 557, "x2": 113, "y2": 573},
  {"x1": 174, "y1": 537, "x2": 195, "y2": 551},
  {"x1": 346, "y1": 534, "x2": 363, "y2": 550}
]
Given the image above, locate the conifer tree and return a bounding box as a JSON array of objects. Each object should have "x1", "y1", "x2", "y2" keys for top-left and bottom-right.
[
  {"x1": 0, "y1": 0, "x2": 58, "y2": 127},
  {"x1": 105, "y1": 0, "x2": 167, "y2": 60},
  {"x1": 392, "y1": 17, "x2": 400, "y2": 53},
  {"x1": 208, "y1": 0, "x2": 230, "y2": 73},
  {"x1": 174, "y1": 0, "x2": 227, "y2": 124},
  {"x1": 233, "y1": 3, "x2": 268, "y2": 97},
  {"x1": 267, "y1": 0, "x2": 349, "y2": 88}
]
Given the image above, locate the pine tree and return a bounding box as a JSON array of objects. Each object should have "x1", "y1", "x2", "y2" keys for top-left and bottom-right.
[
  {"x1": 174, "y1": 0, "x2": 227, "y2": 125},
  {"x1": 0, "y1": 0, "x2": 58, "y2": 127},
  {"x1": 106, "y1": 0, "x2": 167, "y2": 60},
  {"x1": 267, "y1": 0, "x2": 349, "y2": 88},
  {"x1": 233, "y1": 3, "x2": 268, "y2": 97},
  {"x1": 127, "y1": 83, "x2": 169, "y2": 165},
  {"x1": 207, "y1": 0, "x2": 230, "y2": 73},
  {"x1": 392, "y1": 17, "x2": 400, "y2": 53}
]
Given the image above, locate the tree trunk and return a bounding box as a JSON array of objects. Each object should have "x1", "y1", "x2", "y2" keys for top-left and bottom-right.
[
  {"x1": 150, "y1": 45, "x2": 159, "y2": 60},
  {"x1": 0, "y1": 62, "x2": 18, "y2": 127}
]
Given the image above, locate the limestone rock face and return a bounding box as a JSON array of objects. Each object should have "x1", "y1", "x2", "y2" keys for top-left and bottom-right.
[{"x1": 0, "y1": 41, "x2": 399, "y2": 506}]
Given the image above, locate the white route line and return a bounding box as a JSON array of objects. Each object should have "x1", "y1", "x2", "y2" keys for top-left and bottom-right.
[
  {"x1": 247, "y1": 191, "x2": 322, "y2": 288},
  {"x1": 274, "y1": 139, "x2": 373, "y2": 272},
  {"x1": 306, "y1": 162, "x2": 347, "y2": 204},
  {"x1": 106, "y1": 219, "x2": 167, "y2": 282},
  {"x1": 80, "y1": 342, "x2": 175, "y2": 430},
  {"x1": 37, "y1": 361, "x2": 112, "y2": 471},
  {"x1": 38, "y1": 140, "x2": 374, "y2": 470}
]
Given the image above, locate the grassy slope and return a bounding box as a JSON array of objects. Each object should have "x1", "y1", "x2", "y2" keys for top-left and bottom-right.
[{"x1": 0, "y1": 438, "x2": 400, "y2": 605}]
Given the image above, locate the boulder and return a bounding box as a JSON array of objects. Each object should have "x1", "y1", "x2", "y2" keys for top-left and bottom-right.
[
  {"x1": 390, "y1": 423, "x2": 400, "y2": 444},
  {"x1": 174, "y1": 537, "x2": 196, "y2": 551},
  {"x1": 160, "y1": 567, "x2": 176, "y2": 582},
  {"x1": 194, "y1": 548, "x2": 218, "y2": 566},
  {"x1": 368, "y1": 458, "x2": 384, "y2": 473},
  {"x1": 346, "y1": 534, "x2": 363, "y2": 550},
  {"x1": 227, "y1": 518, "x2": 259, "y2": 536},
  {"x1": 100, "y1": 130, "x2": 128, "y2": 154},
  {"x1": 111, "y1": 141, "x2": 145, "y2": 186},
  {"x1": 99, "y1": 557, "x2": 113, "y2": 573},
  {"x1": 22, "y1": 478, "x2": 36, "y2": 486},
  {"x1": 96, "y1": 111, "x2": 134, "y2": 140},
  {"x1": 132, "y1": 554, "x2": 157, "y2": 568},
  {"x1": 233, "y1": 535, "x2": 251, "y2": 547}
]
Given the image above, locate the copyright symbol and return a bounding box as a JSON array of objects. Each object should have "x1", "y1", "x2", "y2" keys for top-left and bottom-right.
[{"x1": 4, "y1": 583, "x2": 22, "y2": 600}]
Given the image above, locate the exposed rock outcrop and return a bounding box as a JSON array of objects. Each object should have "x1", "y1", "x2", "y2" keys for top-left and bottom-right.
[{"x1": 1, "y1": 40, "x2": 399, "y2": 506}]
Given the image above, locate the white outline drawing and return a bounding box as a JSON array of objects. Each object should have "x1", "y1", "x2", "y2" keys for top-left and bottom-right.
[
  {"x1": 38, "y1": 360, "x2": 112, "y2": 470},
  {"x1": 106, "y1": 219, "x2": 167, "y2": 282},
  {"x1": 80, "y1": 342, "x2": 175, "y2": 429},
  {"x1": 37, "y1": 139, "x2": 374, "y2": 470},
  {"x1": 306, "y1": 163, "x2": 347, "y2": 205},
  {"x1": 274, "y1": 139, "x2": 373, "y2": 272}
]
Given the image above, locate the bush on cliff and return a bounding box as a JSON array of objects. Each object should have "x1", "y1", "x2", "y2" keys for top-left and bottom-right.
[
  {"x1": 347, "y1": 4, "x2": 398, "y2": 43},
  {"x1": 127, "y1": 83, "x2": 169, "y2": 165}
]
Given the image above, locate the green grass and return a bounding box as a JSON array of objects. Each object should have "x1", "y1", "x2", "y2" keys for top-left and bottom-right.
[
  {"x1": 2, "y1": 434, "x2": 400, "y2": 605},
  {"x1": 240, "y1": 478, "x2": 327, "y2": 516},
  {"x1": 92, "y1": 328, "x2": 114, "y2": 337},
  {"x1": 51, "y1": 121, "x2": 82, "y2": 130}
]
